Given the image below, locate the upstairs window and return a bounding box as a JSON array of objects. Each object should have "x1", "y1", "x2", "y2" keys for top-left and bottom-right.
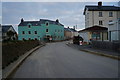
[
  {"x1": 28, "y1": 25, "x2": 31, "y2": 28},
  {"x1": 46, "y1": 23, "x2": 49, "y2": 26},
  {"x1": 22, "y1": 31, "x2": 25, "y2": 34},
  {"x1": 99, "y1": 12, "x2": 103, "y2": 17},
  {"x1": 109, "y1": 12, "x2": 113, "y2": 17},
  {"x1": 99, "y1": 20, "x2": 103, "y2": 25},
  {"x1": 35, "y1": 31, "x2": 37, "y2": 34},
  {"x1": 46, "y1": 29, "x2": 48, "y2": 32},
  {"x1": 28, "y1": 31, "x2": 31, "y2": 34}
]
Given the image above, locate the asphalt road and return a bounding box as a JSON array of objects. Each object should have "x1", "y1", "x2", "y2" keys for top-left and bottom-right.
[{"x1": 13, "y1": 41, "x2": 118, "y2": 78}]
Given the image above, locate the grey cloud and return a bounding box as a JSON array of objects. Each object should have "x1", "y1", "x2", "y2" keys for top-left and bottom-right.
[{"x1": 2, "y1": 2, "x2": 118, "y2": 32}]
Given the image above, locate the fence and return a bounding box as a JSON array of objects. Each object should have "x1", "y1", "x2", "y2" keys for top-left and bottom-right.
[{"x1": 91, "y1": 41, "x2": 120, "y2": 53}]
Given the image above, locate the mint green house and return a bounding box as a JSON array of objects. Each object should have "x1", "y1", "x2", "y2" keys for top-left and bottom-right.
[{"x1": 18, "y1": 18, "x2": 64, "y2": 41}]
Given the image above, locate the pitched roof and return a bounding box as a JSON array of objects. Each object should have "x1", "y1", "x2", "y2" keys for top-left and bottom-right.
[
  {"x1": 40, "y1": 19, "x2": 64, "y2": 26},
  {"x1": 64, "y1": 28, "x2": 77, "y2": 32},
  {"x1": 79, "y1": 25, "x2": 108, "y2": 32},
  {"x1": 18, "y1": 19, "x2": 64, "y2": 26},
  {"x1": 83, "y1": 5, "x2": 120, "y2": 15},
  {"x1": 2, "y1": 25, "x2": 14, "y2": 33},
  {"x1": 69, "y1": 28, "x2": 77, "y2": 32},
  {"x1": 18, "y1": 21, "x2": 41, "y2": 26},
  {"x1": 64, "y1": 28, "x2": 71, "y2": 31}
]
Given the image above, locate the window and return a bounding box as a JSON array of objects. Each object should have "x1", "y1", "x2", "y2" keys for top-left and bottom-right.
[
  {"x1": 28, "y1": 31, "x2": 31, "y2": 34},
  {"x1": 28, "y1": 25, "x2": 31, "y2": 28},
  {"x1": 46, "y1": 23, "x2": 49, "y2": 26},
  {"x1": 99, "y1": 21, "x2": 103, "y2": 25},
  {"x1": 109, "y1": 20, "x2": 113, "y2": 22},
  {"x1": 35, "y1": 38, "x2": 37, "y2": 40},
  {"x1": 35, "y1": 31, "x2": 37, "y2": 34},
  {"x1": 22, "y1": 38, "x2": 25, "y2": 40},
  {"x1": 46, "y1": 29, "x2": 48, "y2": 32},
  {"x1": 22, "y1": 31, "x2": 25, "y2": 34},
  {"x1": 99, "y1": 12, "x2": 103, "y2": 17},
  {"x1": 28, "y1": 38, "x2": 31, "y2": 40},
  {"x1": 109, "y1": 12, "x2": 113, "y2": 17}
]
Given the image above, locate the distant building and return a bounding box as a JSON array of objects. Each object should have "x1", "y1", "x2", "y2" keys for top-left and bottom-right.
[
  {"x1": 64, "y1": 27, "x2": 78, "y2": 40},
  {"x1": 79, "y1": 26, "x2": 108, "y2": 43},
  {"x1": 18, "y1": 18, "x2": 64, "y2": 41},
  {"x1": 2, "y1": 25, "x2": 17, "y2": 41},
  {"x1": 64, "y1": 28, "x2": 72, "y2": 40},
  {"x1": 108, "y1": 18, "x2": 120, "y2": 41},
  {"x1": 83, "y1": 1, "x2": 120, "y2": 28}
]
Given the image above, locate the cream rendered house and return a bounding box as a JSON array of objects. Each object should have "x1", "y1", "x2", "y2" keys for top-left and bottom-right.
[
  {"x1": 83, "y1": 2, "x2": 120, "y2": 28},
  {"x1": 79, "y1": 1, "x2": 120, "y2": 43}
]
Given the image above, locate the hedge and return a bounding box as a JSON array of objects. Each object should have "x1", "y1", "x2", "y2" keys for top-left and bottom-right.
[{"x1": 2, "y1": 40, "x2": 39, "y2": 69}]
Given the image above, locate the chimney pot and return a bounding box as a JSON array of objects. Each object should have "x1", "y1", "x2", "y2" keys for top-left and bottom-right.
[
  {"x1": 21, "y1": 18, "x2": 24, "y2": 22},
  {"x1": 98, "y1": 1, "x2": 102, "y2": 6}
]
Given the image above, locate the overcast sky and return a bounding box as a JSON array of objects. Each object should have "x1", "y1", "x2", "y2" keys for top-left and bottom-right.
[{"x1": 1, "y1": 2, "x2": 119, "y2": 32}]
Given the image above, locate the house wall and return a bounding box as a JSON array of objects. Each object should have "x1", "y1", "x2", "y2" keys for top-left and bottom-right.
[
  {"x1": 108, "y1": 19, "x2": 120, "y2": 41},
  {"x1": 85, "y1": 10, "x2": 120, "y2": 28},
  {"x1": 79, "y1": 31, "x2": 89, "y2": 42},
  {"x1": 64, "y1": 31, "x2": 72, "y2": 39},
  {"x1": 18, "y1": 23, "x2": 64, "y2": 41}
]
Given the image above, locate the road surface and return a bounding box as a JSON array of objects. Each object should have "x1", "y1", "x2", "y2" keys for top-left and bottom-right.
[{"x1": 13, "y1": 41, "x2": 118, "y2": 78}]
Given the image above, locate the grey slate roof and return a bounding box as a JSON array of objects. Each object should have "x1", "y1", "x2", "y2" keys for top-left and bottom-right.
[
  {"x1": 78, "y1": 25, "x2": 108, "y2": 32},
  {"x1": 18, "y1": 19, "x2": 64, "y2": 26},
  {"x1": 2, "y1": 25, "x2": 13, "y2": 33},
  {"x1": 18, "y1": 21, "x2": 41, "y2": 26},
  {"x1": 64, "y1": 28, "x2": 77, "y2": 32},
  {"x1": 83, "y1": 5, "x2": 120, "y2": 15}
]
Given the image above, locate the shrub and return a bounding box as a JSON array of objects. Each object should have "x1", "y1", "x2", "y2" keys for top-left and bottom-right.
[{"x1": 2, "y1": 40, "x2": 39, "y2": 69}]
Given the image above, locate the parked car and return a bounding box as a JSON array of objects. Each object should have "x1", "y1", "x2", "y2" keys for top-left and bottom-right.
[{"x1": 73, "y1": 36, "x2": 83, "y2": 45}]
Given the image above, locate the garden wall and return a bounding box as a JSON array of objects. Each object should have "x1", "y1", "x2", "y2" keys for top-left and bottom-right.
[{"x1": 91, "y1": 41, "x2": 120, "y2": 53}]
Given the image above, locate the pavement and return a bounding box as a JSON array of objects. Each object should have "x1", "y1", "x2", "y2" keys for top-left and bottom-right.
[
  {"x1": 66, "y1": 42, "x2": 120, "y2": 60},
  {"x1": 2, "y1": 44, "x2": 45, "y2": 79},
  {"x1": 12, "y1": 41, "x2": 118, "y2": 78}
]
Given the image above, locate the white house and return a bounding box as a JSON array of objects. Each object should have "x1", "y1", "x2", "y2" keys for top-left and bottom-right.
[
  {"x1": 83, "y1": 1, "x2": 120, "y2": 28},
  {"x1": 108, "y1": 18, "x2": 120, "y2": 41},
  {"x1": 2, "y1": 25, "x2": 17, "y2": 41}
]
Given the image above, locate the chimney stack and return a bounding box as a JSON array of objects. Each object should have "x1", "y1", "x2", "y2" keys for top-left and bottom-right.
[
  {"x1": 21, "y1": 18, "x2": 24, "y2": 22},
  {"x1": 56, "y1": 19, "x2": 59, "y2": 23},
  {"x1": 98, "y1": 1, "x2": 102, "y2": 6}
]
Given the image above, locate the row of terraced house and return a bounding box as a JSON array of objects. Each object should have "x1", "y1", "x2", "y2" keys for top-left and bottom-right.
[{"x1": 1, "y1": 19, "x2": 78, "y2": 42}]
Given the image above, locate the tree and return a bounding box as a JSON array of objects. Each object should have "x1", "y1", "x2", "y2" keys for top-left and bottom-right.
[{"x1": 7, "y1": 31, "x2": 15, "y2": 40}]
